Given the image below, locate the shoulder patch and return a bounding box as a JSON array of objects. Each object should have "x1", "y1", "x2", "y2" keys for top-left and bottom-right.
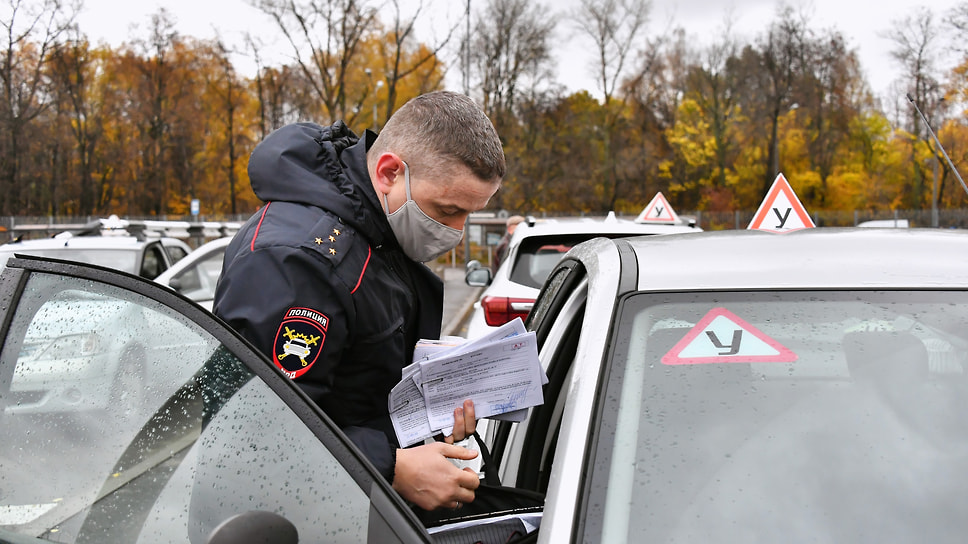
[
  {"x1": 305, "y1": 216, "x2": 354, "y2": 266},
  {"x1": 272, "y1": 307, "x2": 329, "y2": 379}
]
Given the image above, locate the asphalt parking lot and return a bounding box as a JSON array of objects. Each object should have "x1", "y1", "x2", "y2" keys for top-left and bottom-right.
[{"x1": 439, "y1": 265, "x2": 481, "y2": 338}]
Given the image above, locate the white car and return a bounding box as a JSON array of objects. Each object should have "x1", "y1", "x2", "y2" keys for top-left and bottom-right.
[
  {"x1": 5, "y1": 227, "x2": 966, "y2": 543},
  {"x1": 0, "y1": 232, "x2": 191, "y2": 280},
  {"x1": 463, "y1": 212, "x2": 701, "y2": 338},
  {"x1": 483, "y1": 226, "x2": 968, "y2": 542},
  {"x1": 154, "y1": 236, "x2": 232, "y2": 311}
]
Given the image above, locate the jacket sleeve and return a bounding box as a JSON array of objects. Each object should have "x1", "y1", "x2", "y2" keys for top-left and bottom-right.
[{"x1": 342, "y1": 426, "x2": 396, "y2": 482}]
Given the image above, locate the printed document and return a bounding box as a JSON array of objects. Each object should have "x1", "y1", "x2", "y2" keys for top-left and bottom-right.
[{"x1": 389, "y1": 318, "x2": 545, "y2": 447}]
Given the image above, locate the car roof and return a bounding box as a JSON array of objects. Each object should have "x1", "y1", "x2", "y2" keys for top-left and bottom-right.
[
  {"x1": 0, "y1": 235, "x2": 162, "y2": 251},
  {"x1": 512, "y1": 215, "x2": 699, "y2": 240},
  {"x1": 604, "y1": 227, "x2": 968, "y2": 291}
]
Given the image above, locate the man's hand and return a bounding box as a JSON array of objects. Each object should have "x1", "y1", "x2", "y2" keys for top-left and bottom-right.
[
  {"x1": 444, "y1": 399, "x2": 476, "y2": 444},
  {"x1": 393, "y1": 442, "x2": 480, "y2": 510}
]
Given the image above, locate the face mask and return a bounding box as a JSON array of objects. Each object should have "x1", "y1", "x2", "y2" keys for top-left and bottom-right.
[{"x1": 383, "y1": 161, "x2": 464, "y2": 262}]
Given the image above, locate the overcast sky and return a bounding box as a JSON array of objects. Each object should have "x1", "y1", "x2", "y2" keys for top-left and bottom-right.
[{"x1": 74, "y1": 0, "x2": 963, "y2": 101}]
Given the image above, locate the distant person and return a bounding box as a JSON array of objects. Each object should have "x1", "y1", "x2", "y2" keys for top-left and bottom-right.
[
  {"x1": 214, "y1": 91, "x2": 506, "y2": 511},
  {"x1": 493, "y1": 215, "x2": 525, "y2": 273}
]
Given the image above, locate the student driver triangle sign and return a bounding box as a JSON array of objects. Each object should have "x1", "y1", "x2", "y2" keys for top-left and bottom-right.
[
  {"x1": 635, "y1": 192, "x2": 680, "y2": 224},
  {"x1": 747, "y1": 173, "x2": 815, "y2": 233},
  {"x1": 661, "y1": 307, "x2": 798, "y2": 365}
]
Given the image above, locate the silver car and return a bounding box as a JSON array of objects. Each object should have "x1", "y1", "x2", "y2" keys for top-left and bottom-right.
[
  {"x1": 464, "y1": 213, "x2": 700, "y2": 338},
  {"x1": 154, "y1": 236, "x2": 232, "y2": 311},
  {"x1": 0, "y1": 233, "x2": 191, "y2": 280},
  {"x1": 485, "y1": 227, "x2": 968, "y2": 542},
  {"x1": 4, "y1": 227, "x2": 967, "y2": 543}
]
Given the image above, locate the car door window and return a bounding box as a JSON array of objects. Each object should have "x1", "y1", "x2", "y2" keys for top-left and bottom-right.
[
  {"x1": 171, "y1": 247, "x2": 224, "y2": 305},
  {"x1": 0, "y1": 270, "x2": 371, "y2": 543},
  {"x1": 140, "y1": 244, "x2": 166, "y2": 279},
  {"x1": 165, "y1": 244, "x2": 189, "y2": 264},
  {"x1": 492, "y1": 260, "x2": 588, "y2": 489}
]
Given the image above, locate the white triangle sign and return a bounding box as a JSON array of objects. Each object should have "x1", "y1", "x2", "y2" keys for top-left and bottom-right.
[
  {"x1": 747, "y1": 173, "x2": 815, "y2": 233},
  {"x1": 634, "y1": 192, "x2": 680, "y2": 224},
  {"x1": 661, "y1": 307, "x2": 798, "y2": 365}
]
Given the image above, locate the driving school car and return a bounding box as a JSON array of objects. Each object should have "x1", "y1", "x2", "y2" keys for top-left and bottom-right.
[
  {"x1": 0, "y1": 254, "x2": 540, "y2": 544},
  {"x1": 464, "y1": 212, "x2": 700, "y2": 338},
  {"x1": 4, "y1": 227, "x2": 967, "y2": 544},
  {"x1": 482, "y1": 227, "x2": 968, "y2": 542}
]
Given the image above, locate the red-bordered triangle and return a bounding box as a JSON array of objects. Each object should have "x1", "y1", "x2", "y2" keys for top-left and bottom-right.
[
  {"x1": 661, "y1": 307, "x2": 798, "y2": 365},
  {"x1": 634, "y1": 192, "x2": 680, "y2": 224},
  {"x1": 747, "y1": 173, "x2": 815, "y2": 233}
]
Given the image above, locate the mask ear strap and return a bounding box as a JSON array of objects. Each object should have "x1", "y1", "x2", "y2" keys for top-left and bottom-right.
[
  {"x1": 402, "y1": 161, "x2": 413, "y2": 201},
  {"x1": 383, "y1": 161, "x2": 412, "y2": 213}
]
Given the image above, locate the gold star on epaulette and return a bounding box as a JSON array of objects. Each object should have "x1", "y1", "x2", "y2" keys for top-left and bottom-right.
[
  {"x1": 329, "y1": 248, "x2": 337, "y2": 255},
  {"x1": 328, "y1": 235, "x2": 335, "y2": 242},
  {"x1": 333, "y1": 228, "x2": 341, "y2": 236},
  {"x1": 315, "y1": 237, "x2": 323, "y2": 245}
]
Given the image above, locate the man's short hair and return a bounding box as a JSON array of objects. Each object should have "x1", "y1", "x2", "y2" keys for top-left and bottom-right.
[{"x1": 370, "y1": 91, "x2": 506, "y2": 183}]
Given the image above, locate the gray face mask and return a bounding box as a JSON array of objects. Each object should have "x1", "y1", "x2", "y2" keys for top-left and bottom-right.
[{"x1": 383, "y1": 161, "x2": 464, "y2": 262}]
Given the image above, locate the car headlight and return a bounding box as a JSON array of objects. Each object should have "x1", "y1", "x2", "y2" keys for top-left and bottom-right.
[{"x1": 34, "y1": 331, "x2": 104, "y2": 361}]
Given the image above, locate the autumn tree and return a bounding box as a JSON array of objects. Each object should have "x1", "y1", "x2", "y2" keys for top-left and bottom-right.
[
  {"x1": 250, "y1": 0, "x2": 377, "y2": 121},
  {"x1": 741, "y1": 5, "x2": 811, "y2": 195},
  {"x1": 0, "y1": 0, "x2": 76, "y2": 215},
  {"x1": 375, "y1": 0, "x2": 457, "y2": 121},
  {"x1": 675, "y1": 23, "x2": 743, "y2": 209},
  {"x1": 572, "y1": 0, "x2": 650, "y2": 211},
  {"x1": 466, "y1": 0, "x2": 556, "y2": 124},
  {"x1": 625, "y1": 27, "x2": 696, "y2": 207},
  {"x1": 796, "y1": 28, "x2": 866, "y2": 207},
  {"x1": 46, "y1": 29, "x2": 112, "y2": 215},
  {"x1": 201, "y1": 37, "x2": 256, "y2": 215}
]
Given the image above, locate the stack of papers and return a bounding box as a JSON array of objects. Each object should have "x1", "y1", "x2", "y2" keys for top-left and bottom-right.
[{"x1": 389, "y1": 318, "x2": 547, "y2": 447}]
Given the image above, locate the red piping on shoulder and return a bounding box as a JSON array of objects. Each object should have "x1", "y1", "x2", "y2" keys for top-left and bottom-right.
[
  {"x1": 251, "y1": 202, "x2": 271, "y2": 252},
  {"x1": 351, "y1": 245, "x2": 371, "y2": 294}
]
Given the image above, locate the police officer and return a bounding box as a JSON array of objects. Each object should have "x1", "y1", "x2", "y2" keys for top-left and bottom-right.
[{"x1": 214, "y1": 91, "x2": 506, "y2": 511}]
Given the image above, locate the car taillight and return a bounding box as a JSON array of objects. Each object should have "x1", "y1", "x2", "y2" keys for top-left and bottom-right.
[{"x1": 481, "y1": 296, "x2": 534, "y2": 326}]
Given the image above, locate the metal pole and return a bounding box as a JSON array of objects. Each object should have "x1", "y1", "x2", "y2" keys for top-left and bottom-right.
[
  {"x1": 907, "y1": 94, "x2": 968, "y2": 198},
  {"x1": 933, "y1": 157, "x2": 940, "y2": 227}
]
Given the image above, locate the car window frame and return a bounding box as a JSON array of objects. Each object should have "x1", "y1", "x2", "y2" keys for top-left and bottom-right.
[{"x1": 0, "y1": 254, "x2": 431, "y2": 544}]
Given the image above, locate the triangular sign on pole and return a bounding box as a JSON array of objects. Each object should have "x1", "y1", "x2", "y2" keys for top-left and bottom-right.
[
  {"x1": 634, "y1": 192, "x2": 680, "y2": 224},
  {"x1": 747, "y1": 173, "x2": 815, "y2": 233},
  {"x1": 661, "y1": 307, "x2": 798, "y2": 365}
]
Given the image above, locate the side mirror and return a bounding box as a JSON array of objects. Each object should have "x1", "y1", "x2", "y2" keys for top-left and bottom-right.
[
  {"x1": 206, "y1": 510, "x2": 298, "y2": 544},
  {"x1": 168, "y1": 277, "x2": 184, "y2": 292},
  {"x1": 465, "y1": 259, "x2": 482, "y2": 272},
  {"x1": 465, "y1": 267, "x2": 492, "y2": 287}
]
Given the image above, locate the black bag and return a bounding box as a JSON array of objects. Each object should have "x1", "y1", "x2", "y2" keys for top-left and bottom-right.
[{"x1": 414, "y1": 431, "x2": 545, "y2": 538}]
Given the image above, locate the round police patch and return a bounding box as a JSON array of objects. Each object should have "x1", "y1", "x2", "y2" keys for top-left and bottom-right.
[{"x1": 272, "y1": 307, "x2": 328, "y2": 379}]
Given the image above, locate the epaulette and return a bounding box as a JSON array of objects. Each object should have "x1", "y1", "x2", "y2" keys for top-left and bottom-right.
[{"x1": 304, "y1": 216, "x2": 354, "y2": 267}]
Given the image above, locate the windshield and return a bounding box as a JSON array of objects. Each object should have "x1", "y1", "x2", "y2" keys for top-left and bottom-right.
[{"x1": 587, "y1": 290, "x2": 968, "y2": 542}]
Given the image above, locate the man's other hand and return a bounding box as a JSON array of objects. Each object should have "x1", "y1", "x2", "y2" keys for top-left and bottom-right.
[{"x1": 393, "y1": 442, "x2": 480, "y2": 511}]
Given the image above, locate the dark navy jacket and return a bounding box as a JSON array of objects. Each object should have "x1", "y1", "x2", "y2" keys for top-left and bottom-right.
[{"x1": 213, "y1": 121, "x2": 444, "y2": 481}]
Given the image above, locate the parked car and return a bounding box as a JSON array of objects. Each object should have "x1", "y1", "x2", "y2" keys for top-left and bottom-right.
[
  {"x1": 0, "y1": 229, "x2": 191, "y2": 280},
  {"x1": 0, "y1": 253, "x2": 538, "y2": 544},
  {"x1": 463, "y1": 212, "x2": 700, "y2": 338},
  {"x1": 4, "y1": 227, "x2": 966, "y2": 544},
  {"x1": 5, "y1": 286, "x2": 200, "y2": 415},
  {"x1": 481, "y1": 227, "x2": 968, "y2": 542},
  {"x1": 154, "y1": 236, "x2": 233, "y2": 311}
]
